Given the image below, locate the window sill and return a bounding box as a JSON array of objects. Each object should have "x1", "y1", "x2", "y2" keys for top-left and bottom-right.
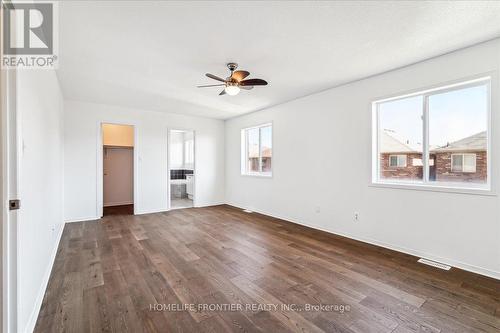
[
  {"x1": 241, "y1": 173, "x2": 273, "y2": 178},
  {"x1": 370, "y1": 181, "x2": 495, "y2": 196}
]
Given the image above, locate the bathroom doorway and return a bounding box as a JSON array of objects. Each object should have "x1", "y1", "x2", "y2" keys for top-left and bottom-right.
[{"x1": 168, "y1": 129, "x2": 195, "y2": 210}]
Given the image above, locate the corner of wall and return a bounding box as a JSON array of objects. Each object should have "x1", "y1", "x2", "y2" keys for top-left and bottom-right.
[{"x1": 23, "y1": 222, "x2": 64, "y2": 333}]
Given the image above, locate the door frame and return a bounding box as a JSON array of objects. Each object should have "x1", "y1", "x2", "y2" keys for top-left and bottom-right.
[
  {"x1": 167, "y1": 128, "x2": 196, "y2": 210},
  {"x1": 1, "y1": 68, "x2": 19, "y2": 332},
  {"x1": 96, "y1": 121, "x2": 138, "y2": 217}
]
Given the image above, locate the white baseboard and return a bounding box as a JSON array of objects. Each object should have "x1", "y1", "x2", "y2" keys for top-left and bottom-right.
[
  {"x1": 330, "y1": 229, "x2": 500, "y2": 280},
  {"x1": 226, "y1": 202, "x2": 500, "y2": 280},
  {"x1": 24, "y1": 223, "x2": 65, "y2": 333}
]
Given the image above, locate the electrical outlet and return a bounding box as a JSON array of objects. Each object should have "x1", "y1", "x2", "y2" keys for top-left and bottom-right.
[
  {"x1": 354, "y1": 212, "x2": 359, "y2": 221},
  {"x1": 315, "y1": 206, "x2": 321, "y2": 213}
]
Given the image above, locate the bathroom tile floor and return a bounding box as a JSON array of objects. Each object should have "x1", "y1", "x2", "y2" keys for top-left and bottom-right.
[{"x1": 171, "y1": 198, "x2": 193, "y2": 209}]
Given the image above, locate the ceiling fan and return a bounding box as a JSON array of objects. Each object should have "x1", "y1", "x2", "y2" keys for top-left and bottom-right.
[{"x1": 197, "y1": 63, "x2": 268, "y2": 96}]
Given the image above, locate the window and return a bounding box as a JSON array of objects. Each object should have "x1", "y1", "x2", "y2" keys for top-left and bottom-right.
[
  {"x1": 373, "y1": 77, "x2": 490, "y2": 191},
  {"x1": 378, "y1": 95, "x2": 423, "y2": 181},
  {"x1": 170, "y1": 133, "x2": 184, "y2": 169},
  {"x1": 451, "y1": 154, "x2": 476, "y2": 173},
  {"x1": 389, "y1": 155, "x2": 407, "y2": 167},
  {"x1": 241, "y1": 123, "x2": 272, "y2": 176},
  {"x1": 185, "y1": 139, "x2": 194, "y2": 165}
]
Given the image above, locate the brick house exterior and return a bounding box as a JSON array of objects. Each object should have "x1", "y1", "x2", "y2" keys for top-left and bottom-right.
[
  {"x1": 380, "y1": 131, "x2": 486, "y2": 183},
  {"x1": 248, "y1": 146, "x2": 272, "y2": 172},
  {"x1": 379, "y1": 131, "x2": 424, "y2": 181},
  {"x1": 431, "y1": 131, "x2": 487, "y2": 183},
  {"x1": 433, "y1": 151, "x2": 486, "y2": 182},
  {"x1": 380, "y1": 153, "x2": 424, "y2": 180}
]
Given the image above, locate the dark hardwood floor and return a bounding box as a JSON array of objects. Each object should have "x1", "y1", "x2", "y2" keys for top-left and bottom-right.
[
  {"x1": 103, "y1": 204, "x2": 134, "y2": 216},
  {"x1": 35, "y1": 205, "x2": 500, "y2": 333}
]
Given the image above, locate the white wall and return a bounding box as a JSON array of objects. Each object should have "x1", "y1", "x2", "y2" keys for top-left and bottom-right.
[
  {"x1": 225, "y1": 39, "x2": 500, "y2": 279},
  {"x1": 64, "y1": 101, "x2": 225, "y2": 221},
  {"x1": 17, "y1": 70, "x2": 64, "y2": 332}
]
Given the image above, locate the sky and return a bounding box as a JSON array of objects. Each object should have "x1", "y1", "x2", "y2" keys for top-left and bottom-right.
[
  {"x1": 260, "y1": 126, "x2": 272, "y2": 150},
  {"x1": 248, "y1": 125, "x2": 272, "y2": 150},
  {"x1": 379, "y1": 84, "x2": 487, "y2": 149}
]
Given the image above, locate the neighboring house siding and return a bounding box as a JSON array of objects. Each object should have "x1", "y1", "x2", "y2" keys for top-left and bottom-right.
[
  {"x1": 380, "y1": 151, "x2": 487, "y2": 183},
  {"x1": 248, "y1": 157, "x2": 272, "y2": 172},
  {"x1": 380, "y1": 131, "x2": 486, "y2": 183},
  {"x1": 249, "y1": 157, "x2": 259, "y2": 172},
  {"x1": 435, "y1": 151, "x2": 487, "y2": 183},
  {"x1": 380, "y1": 153, "x2": 423, "y2": 180}
]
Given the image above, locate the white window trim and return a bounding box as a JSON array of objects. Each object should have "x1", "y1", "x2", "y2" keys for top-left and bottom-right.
[
  {"x1": 371, "y1": 75, "x2": 492, "y2": 194},
  {"x1": 389, "y1": 154, "x2": 407, "y2": 168},
  {"x1": 451, "y1": 153, "x2": 477, "y2": 173},
  {"x1": 241, "y1": 123, "x2": 273, "y2": 177}
]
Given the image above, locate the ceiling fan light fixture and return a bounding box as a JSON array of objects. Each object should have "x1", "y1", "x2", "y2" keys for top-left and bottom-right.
[
  {"x1": 200, "y1": 63, "x2": 267, "y2": 96},
  {"x1": 225, "y1": 85, "x2": 240, "y2": 96}
]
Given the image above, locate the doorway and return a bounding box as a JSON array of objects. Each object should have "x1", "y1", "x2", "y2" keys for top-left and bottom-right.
[
  {"x1": 102, "y1": 123, "x2": 135, "y2": 216},
  {"x1": 168, "y1": 129, "x2": 195, "y2": 210}
]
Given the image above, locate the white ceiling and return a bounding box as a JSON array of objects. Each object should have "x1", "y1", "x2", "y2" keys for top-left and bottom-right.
[{"x1": 58, "y1": 1, "x2": 500, "y2": 119}]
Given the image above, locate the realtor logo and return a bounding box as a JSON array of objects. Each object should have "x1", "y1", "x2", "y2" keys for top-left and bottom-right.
[{"x1": 1, "y1": 1, "x2": 58, "y2": 69}]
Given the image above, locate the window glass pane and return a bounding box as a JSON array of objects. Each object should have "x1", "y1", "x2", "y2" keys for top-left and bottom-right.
[
  {"x1": 398, "y1": 155, "x2": 407, "y2": 167},
  {"x1": 379, "y1": 96, "x2": 423, "y2": 181},
  {"x1": 389, "y1": 156, "x2": 398, "y2": 167},
  {"x1": 452, "y1": 155, "x2": 463, "y2": 172},
  {"x1": 260, "y1": 126, "x2": 272, "y2": 173},
  {"x1": 246, "y1": 128, "x2": 259, "y2": 173},
  {"x1": 429, "y1": 84, "x2": 487, "y2": 183},
  {"x1": 463, "y1": 154, "x2": 476, "y2": 172}
]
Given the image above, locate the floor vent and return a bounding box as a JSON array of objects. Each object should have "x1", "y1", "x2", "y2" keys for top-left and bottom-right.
[
  {"x1": 417, "y1": 258, "x2": 451, "y2": 270},
  {"x1": 243, "y1": 209, "x2": 253, "y2": 213}
]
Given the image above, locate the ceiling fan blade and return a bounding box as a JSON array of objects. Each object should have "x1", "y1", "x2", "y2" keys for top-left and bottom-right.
[
  {"x1": 206, "y1": 73, "x2": 226, "y2": 82},
  {"x1": 197, "y1": 84, "x2": 225, "y2": 88},
  {"x1": 240, "y1": 85, "x2": 254, "y2": 90},
  {"x1": 231, "y1": 70, "x2": 250, "y2": 82},
  {"x1": 240, "y1": 78, "x2": 268, "y2": 86},
  {"x1": 219, "y1": 89, "x2": 226, "y2": 95}
]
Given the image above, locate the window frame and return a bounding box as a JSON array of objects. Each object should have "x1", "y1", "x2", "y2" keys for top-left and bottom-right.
[
  {"x1": 451, "y1": 153, "x2": 477, "y2": 173},
  {"x1": 371, "y1": 76, "x2": 492, "y2": 194},
  {"x1": 389, "y1": 154, "x2": 407, "y2": 168},
  {"x1": 241, "y1": 123, "x2": 273, "y2": 177}
]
